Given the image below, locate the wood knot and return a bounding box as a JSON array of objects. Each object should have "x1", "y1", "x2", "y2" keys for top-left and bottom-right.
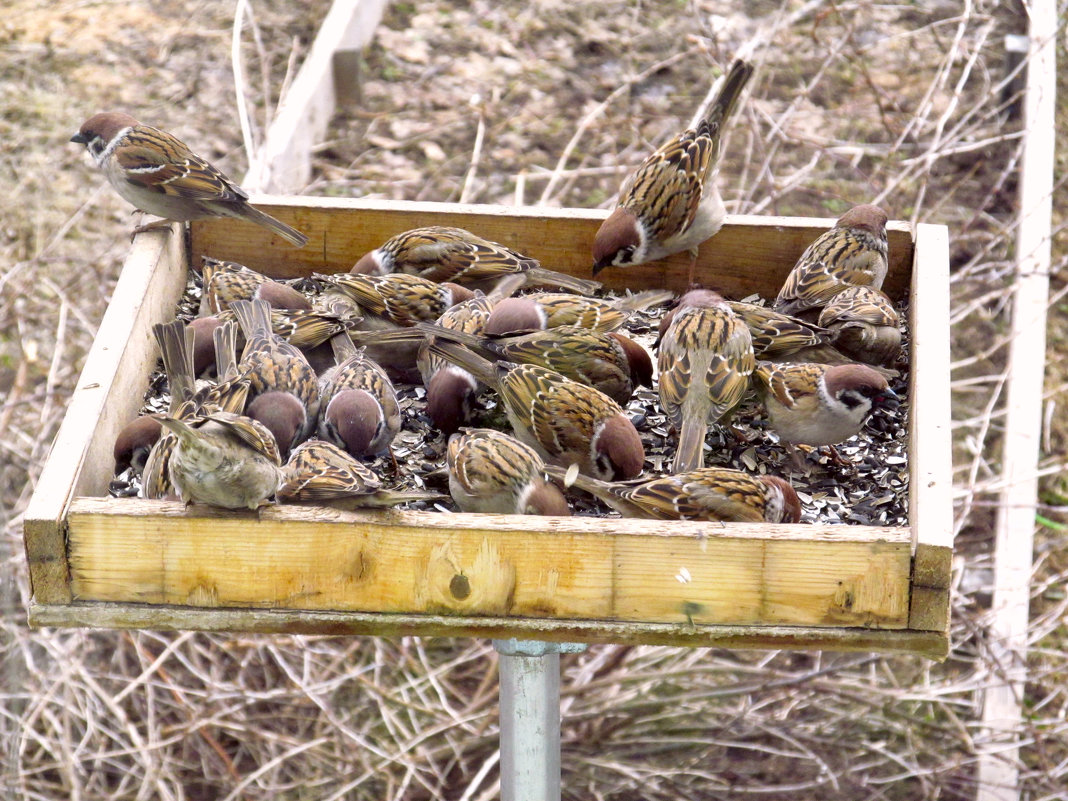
[{"x1": 449, "y1": 573, "x2": 471, "y2": 600}]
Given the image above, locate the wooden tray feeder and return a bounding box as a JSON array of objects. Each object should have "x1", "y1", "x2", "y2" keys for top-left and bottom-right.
[{"x1": 23, "y1": 198, "x2": 954, "y2": 659}]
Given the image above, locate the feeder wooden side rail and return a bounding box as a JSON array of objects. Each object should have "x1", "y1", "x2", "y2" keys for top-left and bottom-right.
[{"x1": 65, "y1": 498, "x2": 911, "y2": 629}]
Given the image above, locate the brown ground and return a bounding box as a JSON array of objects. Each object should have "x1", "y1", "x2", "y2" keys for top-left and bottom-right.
[{"x1": 2, "y1": 1, "x2": 1066, "y2": 799}]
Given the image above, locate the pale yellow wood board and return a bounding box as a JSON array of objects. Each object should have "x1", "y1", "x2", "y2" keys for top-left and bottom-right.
[
  {"x1": 22, "y1": 228, "x2": 186, "y2": 604},
  {"x1": 190, "y1": 198, "x2": 915, "y2": 300},
  {"x1": 67, "y1": 498, "x2": 912, "y2": 629}
]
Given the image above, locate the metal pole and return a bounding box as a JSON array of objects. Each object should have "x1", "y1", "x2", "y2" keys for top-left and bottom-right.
[{"x1": 493, "y1": 639, "x2": 586, "y2": 801}]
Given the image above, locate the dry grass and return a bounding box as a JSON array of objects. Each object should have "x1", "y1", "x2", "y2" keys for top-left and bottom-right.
[{"x1": 3, "y1": 0, "x2": 1068, "y2": 799}]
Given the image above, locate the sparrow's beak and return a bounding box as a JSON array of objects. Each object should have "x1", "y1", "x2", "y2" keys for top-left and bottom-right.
[
  {"x1": 70, "y1": 132, "x2": 88, "y2": 145},
  {"x1": 592, "y1": 258, "x2": 611, "y2": 276},
  {"x1": 877, "y1": 386, "x2": 901, "y2": 410}
]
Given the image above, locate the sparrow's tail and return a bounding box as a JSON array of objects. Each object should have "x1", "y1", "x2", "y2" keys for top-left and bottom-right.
[
  {"x1": 525, "y1": 267, "x2": 603, "y2": 296},
  {"x1": 700, "y1": 59, "x2": 754, "y2": 157},
  {"x1": 153, "y1": 319, "x2": 196, "y2": 413},
  {"x1": 240, "y1": 204, "x2": 309, "y2": 248},
  {"x1": 672, "y1": 417, "x2": 708, "y2": 474}
]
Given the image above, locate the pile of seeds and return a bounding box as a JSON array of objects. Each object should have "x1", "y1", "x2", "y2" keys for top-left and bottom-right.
[{"x1": 111, "y1": 270, "x2": 910, "y2": 527}]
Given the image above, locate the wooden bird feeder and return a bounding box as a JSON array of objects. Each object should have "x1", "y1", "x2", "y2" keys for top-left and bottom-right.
[{"x1": 23, "y1": 198, "x2": 953, "y2": 659}]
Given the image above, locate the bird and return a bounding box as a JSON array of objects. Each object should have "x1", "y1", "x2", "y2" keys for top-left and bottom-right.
[
  {"x1": 418, "y1": 323, "x2": 653, "y2": 406},
  {"x1": 352, "y1": 225, "x2": 602, "y2": 295},
  {"x1": 592, "y1": 59, "x2": 753, "y2": 283},
  {"x1": 141, "y1": 318, "x2": 250, "y2": 500},
  {"x1": 546, "y1": 465, "x2": 801, "y2": 523},
  {"x1": 113, "y1": 416, "x2": 163, "y2": 477},
  {"x1": 725, "y1": 300, "x2": 833, "y2": 359},
  {"x1": 201, "y1": 258, "x2": 313, "y2": 315},
  {"x1": 160, "y1": 410, "x2": 283, "y2": 510},
  {"x1": 446, "y1": 429, "x2": 570, "y2": 515},
  {"x1": 231, "y1": 299, "x2": 320, "y2": 458},
  {"x1": 71, "y1": 112, "x2": 308, "y2": 246},
  {"x1": 657, "y1": 290, "x2": 754, "y2": 473},
  {"x1": 317, "y1": 334, "x2": 401, "y2": 459},
  {"x1": 416, "y1": 294, "x2": 497, "y2": 435},
  {"x1": 482, "y1": 289, "x2": 673, "y2": 336},
  {"x1": 427, "y1": 340, "x2": 645, "y2": 480},
  {"x1": 817, "y1": 285, "x2": 902, "y2": 366},
  {"x1": 321, "y1": 272, "x2": 476, "y2": 328},
  {"x1": 773, "y1": 204, "x2": 889, "y2": 317},
  {"x1": 752, "y1": 361, "x2": 898, "y2": 448},
  {"x1": 277, "y1": 439, "x2": 445, "y2": 509}
]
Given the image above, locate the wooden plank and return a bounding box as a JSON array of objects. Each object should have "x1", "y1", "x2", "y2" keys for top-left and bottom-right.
[
  {"x1": 908, "y1": 585, "x2": 950, "y2": 634},
  {"x1": 190, "y1": 198, "x2": 915, "y2": 301},
  {"x1": 242, "y1": 0, "x2": 389, "y2": 193},
  {"x1": 22, "y1": 228, "x2": 186, "y2": 604},
  {"x1": 908, "y1": 223, "x2": 955, "y2": 555},
  {"x1": 26, "y1": 601, "x2": 950, "y2": 660},
  {"x1": 66, "y1": 498, "x2": 912, "y2": 630},
  {"x1": 978, "y1": 11, "x2": 1056, "y2": 800}
]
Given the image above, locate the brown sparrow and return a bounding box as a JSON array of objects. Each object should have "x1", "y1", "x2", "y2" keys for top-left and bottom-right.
[
  {"x1": 482, "y1": 289, "x2": 673, "y2": 336},
  {"x1": 725, "y1": 301, "x2": 832, "y2": 359},
  {"x1": 231, "y1": 299, "x2": 320, "y2": 458},
  {"x1": 753, "y1": 361, "x2": 898, "y2": 447},
  {"x1": 416, "y1": 295, "x2": 496, "y2": 434},
  {"x1": 113, "y1": 416, "x2": 163, "y2": 476},
  {"x1": 447, "y1": 429, "x2": 570, "y2": 515},
  {"x1": 427, "y1": 340, "x2": 645, "y2": 480},
  {"x1": 160, "y1": 410, "x2": 283, "y2": 510},
  {"x1": 201, "y1": 258, "x2": 313, "y2": 315},
  {"x1": 657, "y1": 290, "x2": 754, "y2": 473},
  {"x1": 817, "y1": 285, "x2": 902, "y2": 366},
  {"x1": 353, "y1": 226, "x2": 601, "y2": 295},
  {"x1": 142, "y1": 319, "x2": 251, "y2": 499},
  {"x1": 322, "y1": 272, "x2": 476, "y2": 328},
  {"x1": 773, "y1": 204, "x2": 889, "y2": 317},
  {"x1": 421, "y1": 323, "x2": 652, "y2": 406},
  {"x1": 317, "y1": 335, "x2": 401, "y2": 459},
  {"x1": 71, "y1": 112, "x2": 308, "y2": 247},
  {"x1": 547, "y1": 465, "x2": 801, "y2": 523},
  {"x1": 278, "y1": 439, "x2": 444, "y2": 508},
  {"x1": 592, "y1": 59, "x2": 753, "y2": 280}
]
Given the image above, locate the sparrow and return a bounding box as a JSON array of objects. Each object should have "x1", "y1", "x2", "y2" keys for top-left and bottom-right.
[
  {"x1": 113, "y1": 415, "x2": 163, "y2": 476},
  {"x1": 420, "y1": 323, "x2": 652, "y2": 405},
  {"x1": 817, "y1": 285, "x2": 902, "y2": 366},
  {"x1": 482, "y1": 289, "x2": 673, "y2": 336},
  {"x1": 447, "y1": 428, "x2": 570, "y2": 515},
  {"x1": 160, "y1": 410, "x2": 283, "y2": 510},
  {"x1": 71, "y1": 112, "x2": 308, "y2": 247},
  {"x1": 752, "y1": 361, "x2": 898, "y2": 447},
  {"x1": 417, "y1": 294, "x2": 496, "y2": 435},
  {"x1": 231, "y1": 299, "x2": 320, "y2": 458},
  {"x1": 277, "y1": 439, "x2": 444, "y2": 509},
  {"x1": 212, "y1": 306, "x2": 359, "y2": 350},
  {"x1": 546, "y1": 465, "x2": 800, "y2": 523},
  {"x1": 201, "y1": 258, "x2": 313, "y2": 315},
  {"x1": 317, "y1": 334, "x2": 401, "y2": 459},
  {"x1": 316, "y1": 272, "x2": 477, "y2": 383},
  {"x1": 725, "y1": 300, "x2": 832, "y2": 359},
  {"x1": 427, "y1": 340, "x2": 645, "y2": 480},
  {"x1": 141, "y1": 319, "x2": 250, "y2": 499},
  {"x1": 773, "y1": 204, "x2": 889, "y2": 317},
  {"x1": 592, "y1": 59, "x2": 753, "y2": 281},
  {"x1": 321, "y1": 272, "x2": 476, "y2": 328},
  {"x1": 352, "y1": 226, "x2": 602, "y2": 295},
  {"x1": 657, "y1": 290, "x2": 754, "y2": 473}
]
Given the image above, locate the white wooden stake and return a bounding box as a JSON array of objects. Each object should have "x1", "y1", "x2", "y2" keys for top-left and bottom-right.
[{"x1": 977, "y1": 4, "x2": 1056, "y2": 799}]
